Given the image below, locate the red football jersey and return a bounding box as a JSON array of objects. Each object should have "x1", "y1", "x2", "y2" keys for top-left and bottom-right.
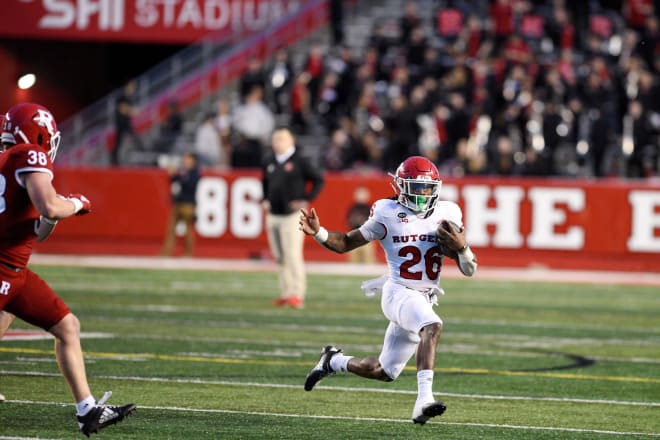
[{"x1": 0, "y1": 144, "x2": 54, "y2": 268}]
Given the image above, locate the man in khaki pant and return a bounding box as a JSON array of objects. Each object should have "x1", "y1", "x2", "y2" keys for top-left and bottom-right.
[
  {"x1": 162, "y1": 152, "x2": 200, "y2": 257},
  {"x1": 262, "y1": 128, "x2": 324, "y2": 308}
]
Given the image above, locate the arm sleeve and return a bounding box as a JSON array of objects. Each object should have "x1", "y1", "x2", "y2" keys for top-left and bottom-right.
[
  {"x1": 357, "y1": 200, "x2": 387, "y2": 241},
  {"x1": 12, "y1": 145, "x2": 54, "y2": 188},
  {"x1": 358, "y1": 218, "x2": 386, "y2": 242}
]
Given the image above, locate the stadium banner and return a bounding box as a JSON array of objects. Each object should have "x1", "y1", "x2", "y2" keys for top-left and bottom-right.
[
  {"x1": 0, "y1": 0, "x2": 306, "y2": 44},
  {"x1": 37, "y1": 168, "x2": 660, "y2": 272}
]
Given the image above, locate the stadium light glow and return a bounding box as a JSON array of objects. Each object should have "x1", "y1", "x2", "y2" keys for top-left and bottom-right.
[{"x1": 18, "y1": 73, "x2": 36, "y2": 90}]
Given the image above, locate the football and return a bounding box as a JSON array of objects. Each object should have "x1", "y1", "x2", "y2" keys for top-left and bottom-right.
[
  {"x1": 439, "y1": 220, "x2": 463, "y2": 233},
  {"x1": 437, "y1": 220, "x2": 463, "y2": 260}
]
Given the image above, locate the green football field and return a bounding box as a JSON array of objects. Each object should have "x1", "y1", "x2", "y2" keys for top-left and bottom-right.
[{"x1": 0, "y1": 264, "x2": 658, "y2": 439}]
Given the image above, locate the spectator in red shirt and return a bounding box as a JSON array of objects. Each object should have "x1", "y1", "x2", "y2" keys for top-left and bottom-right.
[{"x1": 490, "y1": 0, "x2": 514, "y2": 52}]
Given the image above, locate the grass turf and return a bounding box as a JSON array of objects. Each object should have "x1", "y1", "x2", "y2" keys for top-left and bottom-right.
[{"x1": 0, "y1": 265, "x2": 658, "y2": 439}]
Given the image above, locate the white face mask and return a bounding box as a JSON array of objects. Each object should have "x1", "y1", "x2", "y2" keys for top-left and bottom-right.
[
  {"x1": 397, "y1": 178, "x2": 440, "y2": 213},
  {"x1": 49, "y1": 131, "x2": 61, "y2": 161}
]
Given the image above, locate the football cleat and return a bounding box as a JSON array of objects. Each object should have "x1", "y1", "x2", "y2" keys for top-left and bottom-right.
[
  {"x1": 77, "y1": 392, "x2": 136, "y2": 437},
  {"x1": 412, "y1": 400, "x2": 446, "y2": 425},
  {"x1": 304, "y1": 345, "x2": 341, "y2": 391},
  {"x1": 273, "y1": 297, "x2": 289, "y2": 307},
  {"x1": 286, "y1": 296, "x2": 304, "y2": 309},
  {"x1": 0, "y1": 392, "x2": 5, "y2": 402}
]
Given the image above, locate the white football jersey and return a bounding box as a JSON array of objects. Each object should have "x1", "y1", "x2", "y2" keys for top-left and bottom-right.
[{"x1": 359, "y1": 198, "x2": 463, "y2": 290}]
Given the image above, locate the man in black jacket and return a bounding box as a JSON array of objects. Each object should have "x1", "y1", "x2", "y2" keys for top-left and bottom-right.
[
  {"x1": 262, "y1": 128, "x2": 324, "y2": 308},
  {"x1": 162, "y1": 152, "x2": 200, "y2": 257}
]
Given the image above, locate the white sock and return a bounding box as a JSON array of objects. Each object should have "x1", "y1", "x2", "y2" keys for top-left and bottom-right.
[
  {"x1": 329, "y1": 353, "x2": 353, "y2": 372},
  {"x1": 76, "y1": 395, "x2": 96, "y2": 416},
  {"x1": 417, "y1": 369, "x2": 434, "y2": 403}
]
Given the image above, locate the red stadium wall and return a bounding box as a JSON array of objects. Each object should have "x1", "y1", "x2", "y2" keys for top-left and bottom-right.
[{"x1": 36, "y1": 168, "x2": 660, "y2": 272}]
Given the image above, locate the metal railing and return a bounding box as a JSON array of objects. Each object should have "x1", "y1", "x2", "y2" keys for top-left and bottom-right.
[{"x1": 57, "y1": 0, "x2": 329, "y2": 166}]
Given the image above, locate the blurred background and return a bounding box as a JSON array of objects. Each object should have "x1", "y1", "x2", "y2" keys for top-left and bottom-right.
[{"x1": 1, "y1": 0, "x2": 659, "y2": 271}]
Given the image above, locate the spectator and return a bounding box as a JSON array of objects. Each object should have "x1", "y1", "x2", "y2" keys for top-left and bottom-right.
[
  {"x1": 290, "y1": 72, "x2": 312, "y2": 134},
  {"x1": 624, "y1": 0, "x2": 654, "y2": 33},
  {"x1": 405, "y1": 26, "x2": 429, "y2": 70},
  {"x1": 194, "y1": 112, "x2": 225, "y2": 168},
  {"x1": 162, "y1": 152, "x2": 200, "y2": 257},
  {"x1": 262, "y1": 128, "x2": 324, "y2": 309},
  {"x1": 330, "y1": 0, "x2": 345, "y2": 45},
  {"x1": 153, "y1": 99, "x2": 183, "y2": 154},
  {"x1": 399, "y1": 1, "x2": 422, "y2": 45},
  {"x1": 626, "y1": 99, "x2": 657, "y2": 176},
  {"x1": 214, "y1": 97, "x2": 233, "y2": 149},
  {"x1": 490, "y1": 0, "x2": 515, "y2": 52},
  {"x1": 239, "y1": 57, "x2": 266, "y2": 101},
  {"x1": 383, "y1": 94, "x2": 420, "y2": 172},
  {"x1": 267, "y1": 48, "x2": 294, "y2": 114},
  {"x1": 111, "y1": 79, "x2": 144, "y2": 166},
  {"x1": 317, "y1": 71, "x2": 341, "y2": 131},
  {"x1": 303, "y1": 43, "x2": 326, "y2": 110},
  {"x1": 232, "y1": 85, "x2": 275, "y2": 168},
  {"x1": 324, "y1": 127, "x2": 354, "y2": 170}
]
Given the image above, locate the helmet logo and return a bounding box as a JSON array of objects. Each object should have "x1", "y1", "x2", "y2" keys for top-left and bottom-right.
[{"x1": 33, "y1": 109, "x2": 57, "y2": 136}]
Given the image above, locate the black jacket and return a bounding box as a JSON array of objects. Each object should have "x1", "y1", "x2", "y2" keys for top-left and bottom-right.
[
  {"x1": 171, "y1": 166, "x2": 200, "y2": 204},
  {"x1": 262, "y1": 149, "x2": 324, "y2": 215}
]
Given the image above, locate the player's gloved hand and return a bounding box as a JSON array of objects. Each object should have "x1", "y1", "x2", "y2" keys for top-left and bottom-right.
[{"x1": 67, "y1": 193, "x2": 92, "y2": 215}]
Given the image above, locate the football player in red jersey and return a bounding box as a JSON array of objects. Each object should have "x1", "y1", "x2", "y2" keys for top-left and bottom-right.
[{"x1": 0, "y1": 102, "x2": 136, "y2": 436}]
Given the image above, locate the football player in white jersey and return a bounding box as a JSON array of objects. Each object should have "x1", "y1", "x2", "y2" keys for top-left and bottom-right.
[{"x1": 299, "y1": 156, "x2": 477, "y2": 424}]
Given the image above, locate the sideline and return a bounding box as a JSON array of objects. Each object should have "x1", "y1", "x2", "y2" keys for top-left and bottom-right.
[{"x1": 30, "y1": 254, "x2": 660, "y2": 286}]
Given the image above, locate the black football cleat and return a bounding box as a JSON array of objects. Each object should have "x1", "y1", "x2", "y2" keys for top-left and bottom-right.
[
  {"x1": 304, "y1": 345, "x2": 341, "y2": 391},
  {"x1": 77, "y1": 392, "x2": 136, "y2": 437}
]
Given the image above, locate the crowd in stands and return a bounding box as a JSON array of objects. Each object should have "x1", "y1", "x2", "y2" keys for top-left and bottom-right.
[{"x1": 151, "y1": 0, "x2": 660, "y2": 179}]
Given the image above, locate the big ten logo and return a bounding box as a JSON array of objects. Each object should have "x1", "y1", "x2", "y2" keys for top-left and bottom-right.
[{"x1": 195, "y1": 176, "x2": 263, "y2": 238}]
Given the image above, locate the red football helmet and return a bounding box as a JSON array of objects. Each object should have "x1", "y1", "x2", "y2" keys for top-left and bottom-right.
[
  {"x1": 2, "y1": 102, "x2": 61, "y2": 161},
  {"x1": 390, "y1": 156, "x2": 442, "y2": 213}
]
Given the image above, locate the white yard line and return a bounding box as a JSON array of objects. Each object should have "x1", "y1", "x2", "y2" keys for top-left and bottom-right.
[
  {"x1": 2, "y1": 370, "x2": 659, "y2": 407},
  {"x1": 29, "y1": 254, "x2": 660, "y2": 286},
  {"x1": 4, "y1": 399, "x2": 660, "y2": 437},
  {"x1": 0, "y1": 437, "x2": 64, "y2": 440}
]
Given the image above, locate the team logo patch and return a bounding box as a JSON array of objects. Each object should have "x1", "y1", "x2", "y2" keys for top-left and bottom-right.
[
  {"x1": 397, "y1": 212, "x2": 407, "y2": 218},
  {"x1": 33, "y1": 109, "x2": 57, "y2": 136},
  {"x1": 284, "y1": 162, "x2": 294, "y2": 172}
]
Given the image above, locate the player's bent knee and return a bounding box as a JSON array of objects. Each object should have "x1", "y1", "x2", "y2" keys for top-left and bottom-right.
[
  {"x1": 356, "y1": 357, "x2": 394, "y2": 381},
  {"x1": 49, "y1": 313, "x2": 80, "y2": 340},
  {"x1": 382, "y1": 363, "x2": 405, "y2": 381},
  {"x1": 421, "y1": 322, "x2": 443, "y2": 339}
]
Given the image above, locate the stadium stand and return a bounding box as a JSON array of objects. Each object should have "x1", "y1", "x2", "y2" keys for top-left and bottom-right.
[{"x1": 58, "y1": 0, "x2": 660, "y2": 179}]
